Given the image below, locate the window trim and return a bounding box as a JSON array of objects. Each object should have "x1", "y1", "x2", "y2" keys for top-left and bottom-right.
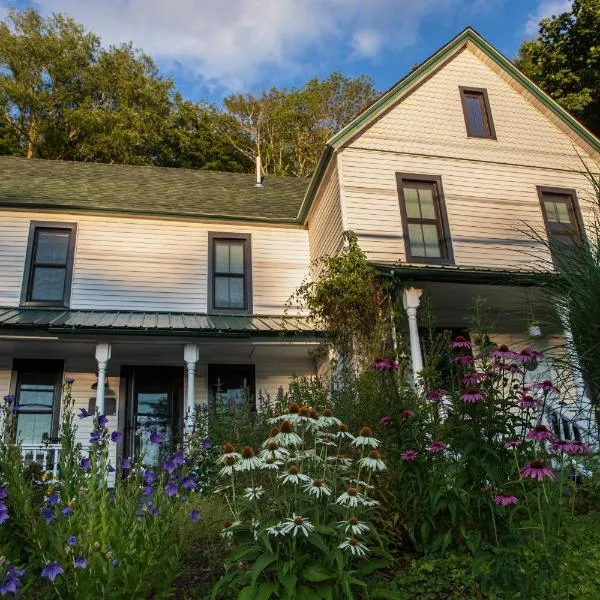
[
  {"x1": 207, "y1": 232, "x2": 253, "y2": 314},
  {"x1": 9, "y1": 359, "x2": 64, "y2": 443},
  {"x1": 20, "y1": 221, "x2": 77, "y2": 308},
  {"x1": 536, "y1": 186, "x2": 584, "y2": 249},
  {"x1": 458, "y1": 86, "x2": 497, "y2": 140},
  {"x1": 396, "y1": 173, "x2": 454, "y2": 265}
]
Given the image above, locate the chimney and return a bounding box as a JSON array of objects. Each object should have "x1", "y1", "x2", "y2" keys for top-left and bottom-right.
[{"x1": 255, "y1": 155, "x2": 263, "y2": 188}]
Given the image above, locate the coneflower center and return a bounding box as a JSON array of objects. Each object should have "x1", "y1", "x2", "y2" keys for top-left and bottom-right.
[
  {"x1": 294, "y1": 517, "x2": 304, "y2": 526},
  {"x1": 323, "y1": 408, "x2": 333, "y2": 417},
  {"x1": 288, "y1": 465, "x2": 299, "y2": 475},
  {"x1": 338, "y1": 423, "x2": 349, "y2": 432},
  {"x1": 288, "y1": 402, "x2": 300, "y2": 414},
  {"x1": 280, "y1": 420, "x2": 293, "y2": 433},
  {"x1": 299, "y1": 406, "x2": 310, "y2": 417},
  {"x1": 223, "y1": 520, "x2": 232, "y2": 528},
  {"x1": 269, "y1": 426, "x2": 280, "y2": 437},
  {"x1": 267, "y1": 441, "x2": 278, "y2": 450},
  {"x1": 348, "y1": 516, "x2": 358, "y2": 525},
  {"x1": 359, "y1": 426, "x2": 372, "y2": 437},
  {"x1": 241, "y1": 446, "x2": 254, "y2": 459},
  {"x1": 368, "y1": 450, "x2": 381, "y2": 459},
  {"x1": 347, "y1": 487, "x2": 358, "y2": 497},
  {"x1": 530, "y1": 459, "x2": 546, "y2": 469},
  {"x1": 313, "y1": 479, "x2": 323, "y2": 487},
  {"x1": 223, "y1": 443, "x2": 235, "y2": 454}
]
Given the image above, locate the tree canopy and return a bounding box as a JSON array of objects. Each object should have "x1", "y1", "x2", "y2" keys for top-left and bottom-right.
[{"x1": 515, "y1": 0, "x2": 600, "y2": 136}]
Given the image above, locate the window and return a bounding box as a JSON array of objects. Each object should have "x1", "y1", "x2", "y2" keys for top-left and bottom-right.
[
  {"x1": 11, "y1": 360, "x2": 63, "y2": 444},
  {"x1": 537, "y1": 187, "x2": 582, "y2": 253},
  {"x1": 396, "y1": 174, "x2": 454, "y2": 264},
  {"x1": 208, "y1": 233, "x2": 252, "y2": 313},
  {"x1": 208, "y1": 364, "x2": 255, "y2": 409},
  {"x1": 459, "y1": 87, "x2": 496, "y2": 139},
  {"x1": 21, "y1": 222, "x2": 77, "y2": 306}
]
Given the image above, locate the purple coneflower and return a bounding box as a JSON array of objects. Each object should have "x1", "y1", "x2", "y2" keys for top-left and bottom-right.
[
  {"x1": 461, "y1": 387, "x2": 483, "y2": 404},
  {"x1": 373, "y1": 358, "x2": 399, "y2": 372},
  {"x1": 520, "y1": 459, "x2": 554, "y2": 481},
  {"x1": 379, "y1": 415, "x2": 392, "y2": 426},
  {"x1": 400, "y1": 409, "x2": 415, "y2": 418},
  {"x1": 526, "y1": 424, "x2": 553, "y2": 442},
  {"x1": 449, "y1": 336, "x2": 471, "y2": 350},
  {"x1": 504, "y1": 439, "x2": 522, "y2": 450},
  {"x1": 517, "y1": 394, "x2": 540, "y2": 409},
  {"x1": 534, "y1": 380, "x2": 560, "y2": 395},
  {"x1": 494, "y1": 493, "x2": 518, "y2": 506},
  {"x1": 41, "y1": 562, "x2": 64, "y2": 582},
  {"x1": 452, "y1": 355, "x2": 475, "y2": 366},
  {"x1": 426, "y1": 389, "x2": 446, "y2": 403},
  {"x1": 110, "y1": 431, "x2": 122, "y2": 443},
  {"x1": 426, "y1": 441, "x2": 447, "y2": 453},
  {"x1": 462, "y1": 372, "x2": 484, "y2": 386},
  {"x1": 518, "y1": 347, "x2": 544, "y2": 363},
  {"x1": 550, "y1": 440, "x2": 571, "y2": 453},
  {"x1": 400, "y1": 449, "x2": 418, "y2": 462},
  {"x1": 490, "y1": 344, "x2": 517, "y2": 360},
  {"x1": 495, "y1": 362, "x2": 524, "y2": 375},
  {"x1": 568, "y1": 442, "x2": 591, "y2": 455}
]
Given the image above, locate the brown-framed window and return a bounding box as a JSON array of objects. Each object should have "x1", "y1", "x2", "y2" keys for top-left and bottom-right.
[
  {"x1": 208, "y1": 232, "x2": 252, "y2": 314},
  {"x1": 537, "y1": 187, "x2": 583, "y2": 254},
  {"x1": 10, "y1": 359, "x2": 63, "y2": 444},
  {"x1": 208, "y1": 364, "x2": 256, "y2": 410},
  {"x1": 20, "y1": 222, "x2": 77, "y2": 307},
  {"x1": 459, "y1": 87, "x2": 496, "y2": 139},
  {"x1": 396, "y1": 173, "x2": 454, "y2": 264}
]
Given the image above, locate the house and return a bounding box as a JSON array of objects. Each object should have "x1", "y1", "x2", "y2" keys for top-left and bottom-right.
[{"x1": 1, "y1": 28, "x2": 599, "y2": 469}]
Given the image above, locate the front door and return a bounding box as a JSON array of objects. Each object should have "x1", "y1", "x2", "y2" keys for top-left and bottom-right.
[{"x1": 123, "y1": 366, "x2": 183, "y2": 465}]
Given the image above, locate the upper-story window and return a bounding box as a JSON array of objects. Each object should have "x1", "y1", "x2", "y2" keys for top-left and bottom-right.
[
  {"x1": 208, "y1": 233, "x2": 252, "y2": 313},
  {"x1": 537, "y1": 187, "x2": 582, "y2": 254},
  {"x1": 396, "y1": 174, "x2": 454, "y2": 264},
  {"x1": 21, "y1": 222, "x2": 77, "y2": 307},
  {"x1": 459, "y1": 87, "x2": 496, "y2": 139}
]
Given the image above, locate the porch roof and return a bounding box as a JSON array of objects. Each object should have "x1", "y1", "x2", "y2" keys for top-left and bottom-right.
[{"x1": 0, "y1": 308, "x2": 322, "y2": 337}]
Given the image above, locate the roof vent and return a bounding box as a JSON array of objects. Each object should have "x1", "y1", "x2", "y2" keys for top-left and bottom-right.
[{"x1": 255, "y1": 155, "x2": 264, "y2": 188}]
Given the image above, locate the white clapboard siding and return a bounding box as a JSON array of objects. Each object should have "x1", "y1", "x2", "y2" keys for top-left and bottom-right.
[
  {"x1": 307, "y1": 161, "x2": 344, "y2": 268},
  {"x1": 350, "y1": 47, "x2": 599, "y2": 172},
  {"x1": 0, "y1": 358, "x2": 12, "y2": 397},
  {"x1": 339, "y1": 147, "x2": 597, "y2": 268},
  {"x1": 0, "y1": 211, "x2": 310, "y2": 314}
]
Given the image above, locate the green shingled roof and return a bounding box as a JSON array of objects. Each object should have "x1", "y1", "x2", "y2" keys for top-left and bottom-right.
[
  {"x1": 0, "y1": 308, "x2": 322, "y2": 337},
  {"x1": 0, "y1": 156, "x2": 309, "y2": 223}
]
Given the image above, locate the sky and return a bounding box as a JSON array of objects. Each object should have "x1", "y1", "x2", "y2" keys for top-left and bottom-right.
[{"x1": 1, "y1": 0, "x2": 572, "y2": 104}]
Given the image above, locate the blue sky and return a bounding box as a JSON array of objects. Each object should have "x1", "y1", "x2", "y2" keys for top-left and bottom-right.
[{"x1": 3, "y1": 0, "x2": 571, "y2": 104}]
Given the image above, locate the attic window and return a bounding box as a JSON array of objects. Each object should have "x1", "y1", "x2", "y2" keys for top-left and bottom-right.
[{"x1": 459, "y1": 87, "x2": 496, "y2": 139}]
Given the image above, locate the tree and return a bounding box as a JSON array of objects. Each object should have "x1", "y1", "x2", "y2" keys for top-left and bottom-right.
[{"x1": 515, "y1": 0, "x2": 600, "y2": 136}]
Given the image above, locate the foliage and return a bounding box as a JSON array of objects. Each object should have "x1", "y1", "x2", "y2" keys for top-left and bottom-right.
[
  {"x1": 211, "y1": 404, "x2": 391, "y2": 599},
  {"x1": 291, "y1": 232, "x2": 391, "y2": 359},
  {"x1": 515, "y1": 0, "x2": 600, "y2": 136}
]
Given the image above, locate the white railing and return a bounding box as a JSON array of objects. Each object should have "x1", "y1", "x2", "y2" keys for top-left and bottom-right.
[{"x1": 20, "y1": 444, "x2": 62, "y2": 478}]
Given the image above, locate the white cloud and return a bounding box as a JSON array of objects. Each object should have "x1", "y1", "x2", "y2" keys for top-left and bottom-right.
[
  {"x1": 525, "y1": 0, "x2": 571, "y2": 37},
  {"x1": 23, "y1": 0, "x2": 464, "y2": 91}
]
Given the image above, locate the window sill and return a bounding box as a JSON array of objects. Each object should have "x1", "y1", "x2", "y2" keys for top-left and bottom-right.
[{"x1": 20, "y1": 302, "x2": 69, "y2": 309}]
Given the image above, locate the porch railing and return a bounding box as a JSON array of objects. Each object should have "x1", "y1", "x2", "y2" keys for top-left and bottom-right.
[{"x1": 20, "y1": 444, "x2": 62, "y2": 478}]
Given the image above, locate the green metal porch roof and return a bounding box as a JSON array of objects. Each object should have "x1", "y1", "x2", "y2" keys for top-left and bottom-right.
[{"x1": 0, "y1": 308, "x2": 322, "y2": 337}]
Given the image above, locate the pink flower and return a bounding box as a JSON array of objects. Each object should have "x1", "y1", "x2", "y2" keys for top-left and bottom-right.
[
  {"x1": 462, "y1": 372, "x2": 484, "y2": 386},
  {"x1": 400, "y1": 449, "x2": 418, "y2": 462},
  {"x1": 517, "y1": 394, "x2": 540, "y2": 409},
  {"x1": 449, "y1": 336, "x2": 472, "y2": 350},
  {"x1": 518, "y1": 347, "x2": 544, "y2": 363},
  {"x1": 520, "y1": 459, "x2": 554, "y2": 481},
  {"x1": 461, "y1": 387, "x2": 483, "y2": 404},
  {"x1": 490, "y1": 344, "x2": 517, "y2": 360},
  {"x1": 568, "y1": 442, "x2": 591, "y2": 455},
  {"x1": 494, "y1": 362, "x2": 524, "y2": 375},
  {"x1": 379, "y1": 416, "x2": 392, "y2": 426},
  {"x1": 494, "y1": 494, "x2": 518, "y2": 506},
  {"x1": 550, "y1": 440, "x2": 572, "y2": 453},
  {"x1": 534, "y1": 380, "x2": 559, "y2": 395},
  {"x1": 452, "y1": 355, "x2": 475, "y2": 366},
  {"x1": 400, "y1": 409, "x2": 415, "y2": 418},
  {"x1": 426, "y1": 389, "x2": 446, "y2": 403},
  {"x1": 504, "y1": 439, "x2": 522, "y2": 449},
  {"x1": 426, "y1": 441, "x2": 447, "y2": 453},
  {"x1": 373, "y1": 359, "x2": 399, "y2": 373},
  {"x1": 526, "y1": 424, "x2": 553, "y2": 442}
]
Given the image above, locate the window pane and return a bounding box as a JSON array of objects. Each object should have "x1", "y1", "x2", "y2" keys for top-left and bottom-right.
[
  {"x1": 229, "y1": 243, "x2": 244, "y2": 274},
  {"x1": 407, "y1": 223, "x2": 426, "y2": 257},
  {"x1": 554, "y1": 200, "x2": 571, "y2": 224},
  {"x1": 35, "y1": 231, "x2": 69, "y2": 264},
  {"x1": 464, "y1": 94, "x2": 488, "y2": 137},
  {"x1": 215, "y1": 242, "x2": 230, "y2": 273},
  {"x1": 543, "y1": 200, "x2": 559, "y2": 222},
  {"x1": 417, "y1": 187, "x2": 436, "y2": 219},
  {"x1": 215, "y1": 276, "x2": 230, "y2": 307},
  {"x1": 229, "y1": 277, "x2": 245, "y2": 308},
  {"x1": 404, "y1": 187, "x2": 421, "y2": 218},
  {"x1": 18, "y1": 383, "x2": 55, "y2": 410},
  {"x1": 30, "y1": 267, "x2": 66, "y2": 301},
  {"x1": 422, "y1": 224, "x2": 442, "y2": 257},
  {"x1": 17, "y1": 413, "x2": 52, "y2": 445}
]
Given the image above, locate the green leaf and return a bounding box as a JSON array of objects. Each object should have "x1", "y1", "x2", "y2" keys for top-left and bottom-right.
[
  {"x1": 278, "y1": 571, "x2": 298, "y2": 597},
  {"x1": 251, "y1": 552, "x2": 278, "y2": 586},
  {"x1": 228, "y1": 544, "x2": 258, "y2": 563},
  {"x1": 356, "y1": 558, "x2": 391, "y2": 575},
  {"x1": 238, "y1": 586, "x2": 257, "y2": 600},
  {"x1": 303, "y1": 563, "x2": 337, "y2": 582},
  {"x1": 255, "y1": 583, "x2": 278, "y2": 600},
  {"x1": 370, "y1": 589, "x2": 402, "y2": 599}
]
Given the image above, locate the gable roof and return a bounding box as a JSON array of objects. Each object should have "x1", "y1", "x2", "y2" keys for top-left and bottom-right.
[
  {"x1": 0, "y1": 156, "x2": 309, "y2": 224},
  {"x1": 298, "y1": 27, "x2": 600, "y2": 222}
]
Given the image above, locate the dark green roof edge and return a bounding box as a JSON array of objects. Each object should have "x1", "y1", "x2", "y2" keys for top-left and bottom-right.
[
  {"x1": 373, "y1": 264, "x2": 553, "y2": 287},
  {"x1": 298, "y1": 26, "x2": 600, "y2": 224}
]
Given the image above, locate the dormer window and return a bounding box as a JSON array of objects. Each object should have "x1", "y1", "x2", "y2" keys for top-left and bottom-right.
[{"x1": 459, "y1": 87, "x2": 496, "y2": 139}]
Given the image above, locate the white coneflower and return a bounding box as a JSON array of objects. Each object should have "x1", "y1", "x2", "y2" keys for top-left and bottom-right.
[
  {"x1": 333, "y1": 423, "x2": 355, "y2": 441},
  {"x1": 218, "y1": 455, "x2": 238, "y2": 478},
  {"x1": 266, "y1": 523, "x2": 285, "y2": 537},
  {"x1": 316, "y1": 433, "x2": 336, "y2": 447},
  {"x1": 318, "y1": 408, "x2": 342, "y2": 428},
  {"x1": 338, "y1": 537, "x2": 369, "y2": 557},
  {"x1": 302, "y1": 478, "x2": 332, "y2": 499},
  {"x1": 261, "y1": 457, "x2": 283, "y2": 471},
  {"x1": 218, "y1": 443, "x2": 242, "y2": 464},
  {"x1": 280, "y1": 514, "x2": 314, "y2": 537},
  {"x1": 259, "y1": 439, "x2": 289, "y2": 460},
  {"x1": 345, "y1": 478, "x2": 374, "y2": 490},
  {"x1": 335, "y1": 487, "x2": 364, "y2": 508},
  {"x1": 358, "y1": 450, "x2": 387, "y2": 472},
  {"x1": 274, "y1": 420, "x2": 303, "y2": 447},
  {"x1": 234, "y1": 446, "x2": 262, "y2": 472},
  {"x1": 292, "y1": 448, "x2": 320, "y2": 462},
  {"x1": 219, "y1": 519, "x2": 242, "y2": 539},
  {"x1": 338, "y1": 516, "x2": 370, "y2": 536},
  {"x1": 351, "y1": 427, "x2": 380, "y2": 449},
  {"x1": 328, "y1": 455, "x2": 352, "y2": 469},
  {"x1": 362, "y1": 497, "x2": 380, "y2": 508},
  {"x1": 243, "y1": 486, "x2": 265, "y2": 501},
  {"x1": 294, "y1": 405, "x2": 317, "y2": 427},
  {"x1": 278, "y1": 465, "x2": 311, "y2": 485}
]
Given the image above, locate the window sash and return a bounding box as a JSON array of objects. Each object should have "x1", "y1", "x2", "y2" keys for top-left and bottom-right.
[
  {"x1": 538, "y1": 189, "x2": 581, "y2": 250},
  {"x1": 459, "y1": 87, "x2": 495, "y2": 139}
]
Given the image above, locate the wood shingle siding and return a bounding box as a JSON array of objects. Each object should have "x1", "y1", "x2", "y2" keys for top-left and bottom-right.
[{"x1": 0, "y1": 211, "x2": 310, "y2": 314}]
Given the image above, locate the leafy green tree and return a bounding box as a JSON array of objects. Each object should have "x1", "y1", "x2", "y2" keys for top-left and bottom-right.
[{"x1": 515, "y1": 0, "x2": 600, "y2": 136}]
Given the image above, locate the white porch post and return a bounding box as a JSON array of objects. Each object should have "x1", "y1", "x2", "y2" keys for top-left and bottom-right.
[
  {"x1": 184, "y1": 343, "x2": 199, "y2": 430},
  {"x1": 402, "y1": 287, "x2": 423, "y2": 382},
  {"x1": 94, "y1": 343, "x2": 111, "y2": 415}
]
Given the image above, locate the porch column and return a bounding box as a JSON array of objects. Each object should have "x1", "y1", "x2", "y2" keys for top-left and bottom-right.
[
  {"x1": 557, "y1": 309, "x2": 588, "y2": 405},
  {"x1": 94, "y1": 343, "x2": 112, "y2": 415},
  {"x1": 184, "y1": 343, "x2": 199, "y2": 431},
  {"x1": 402, "y1": 287, "x2": 423, "y2": 382}
]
